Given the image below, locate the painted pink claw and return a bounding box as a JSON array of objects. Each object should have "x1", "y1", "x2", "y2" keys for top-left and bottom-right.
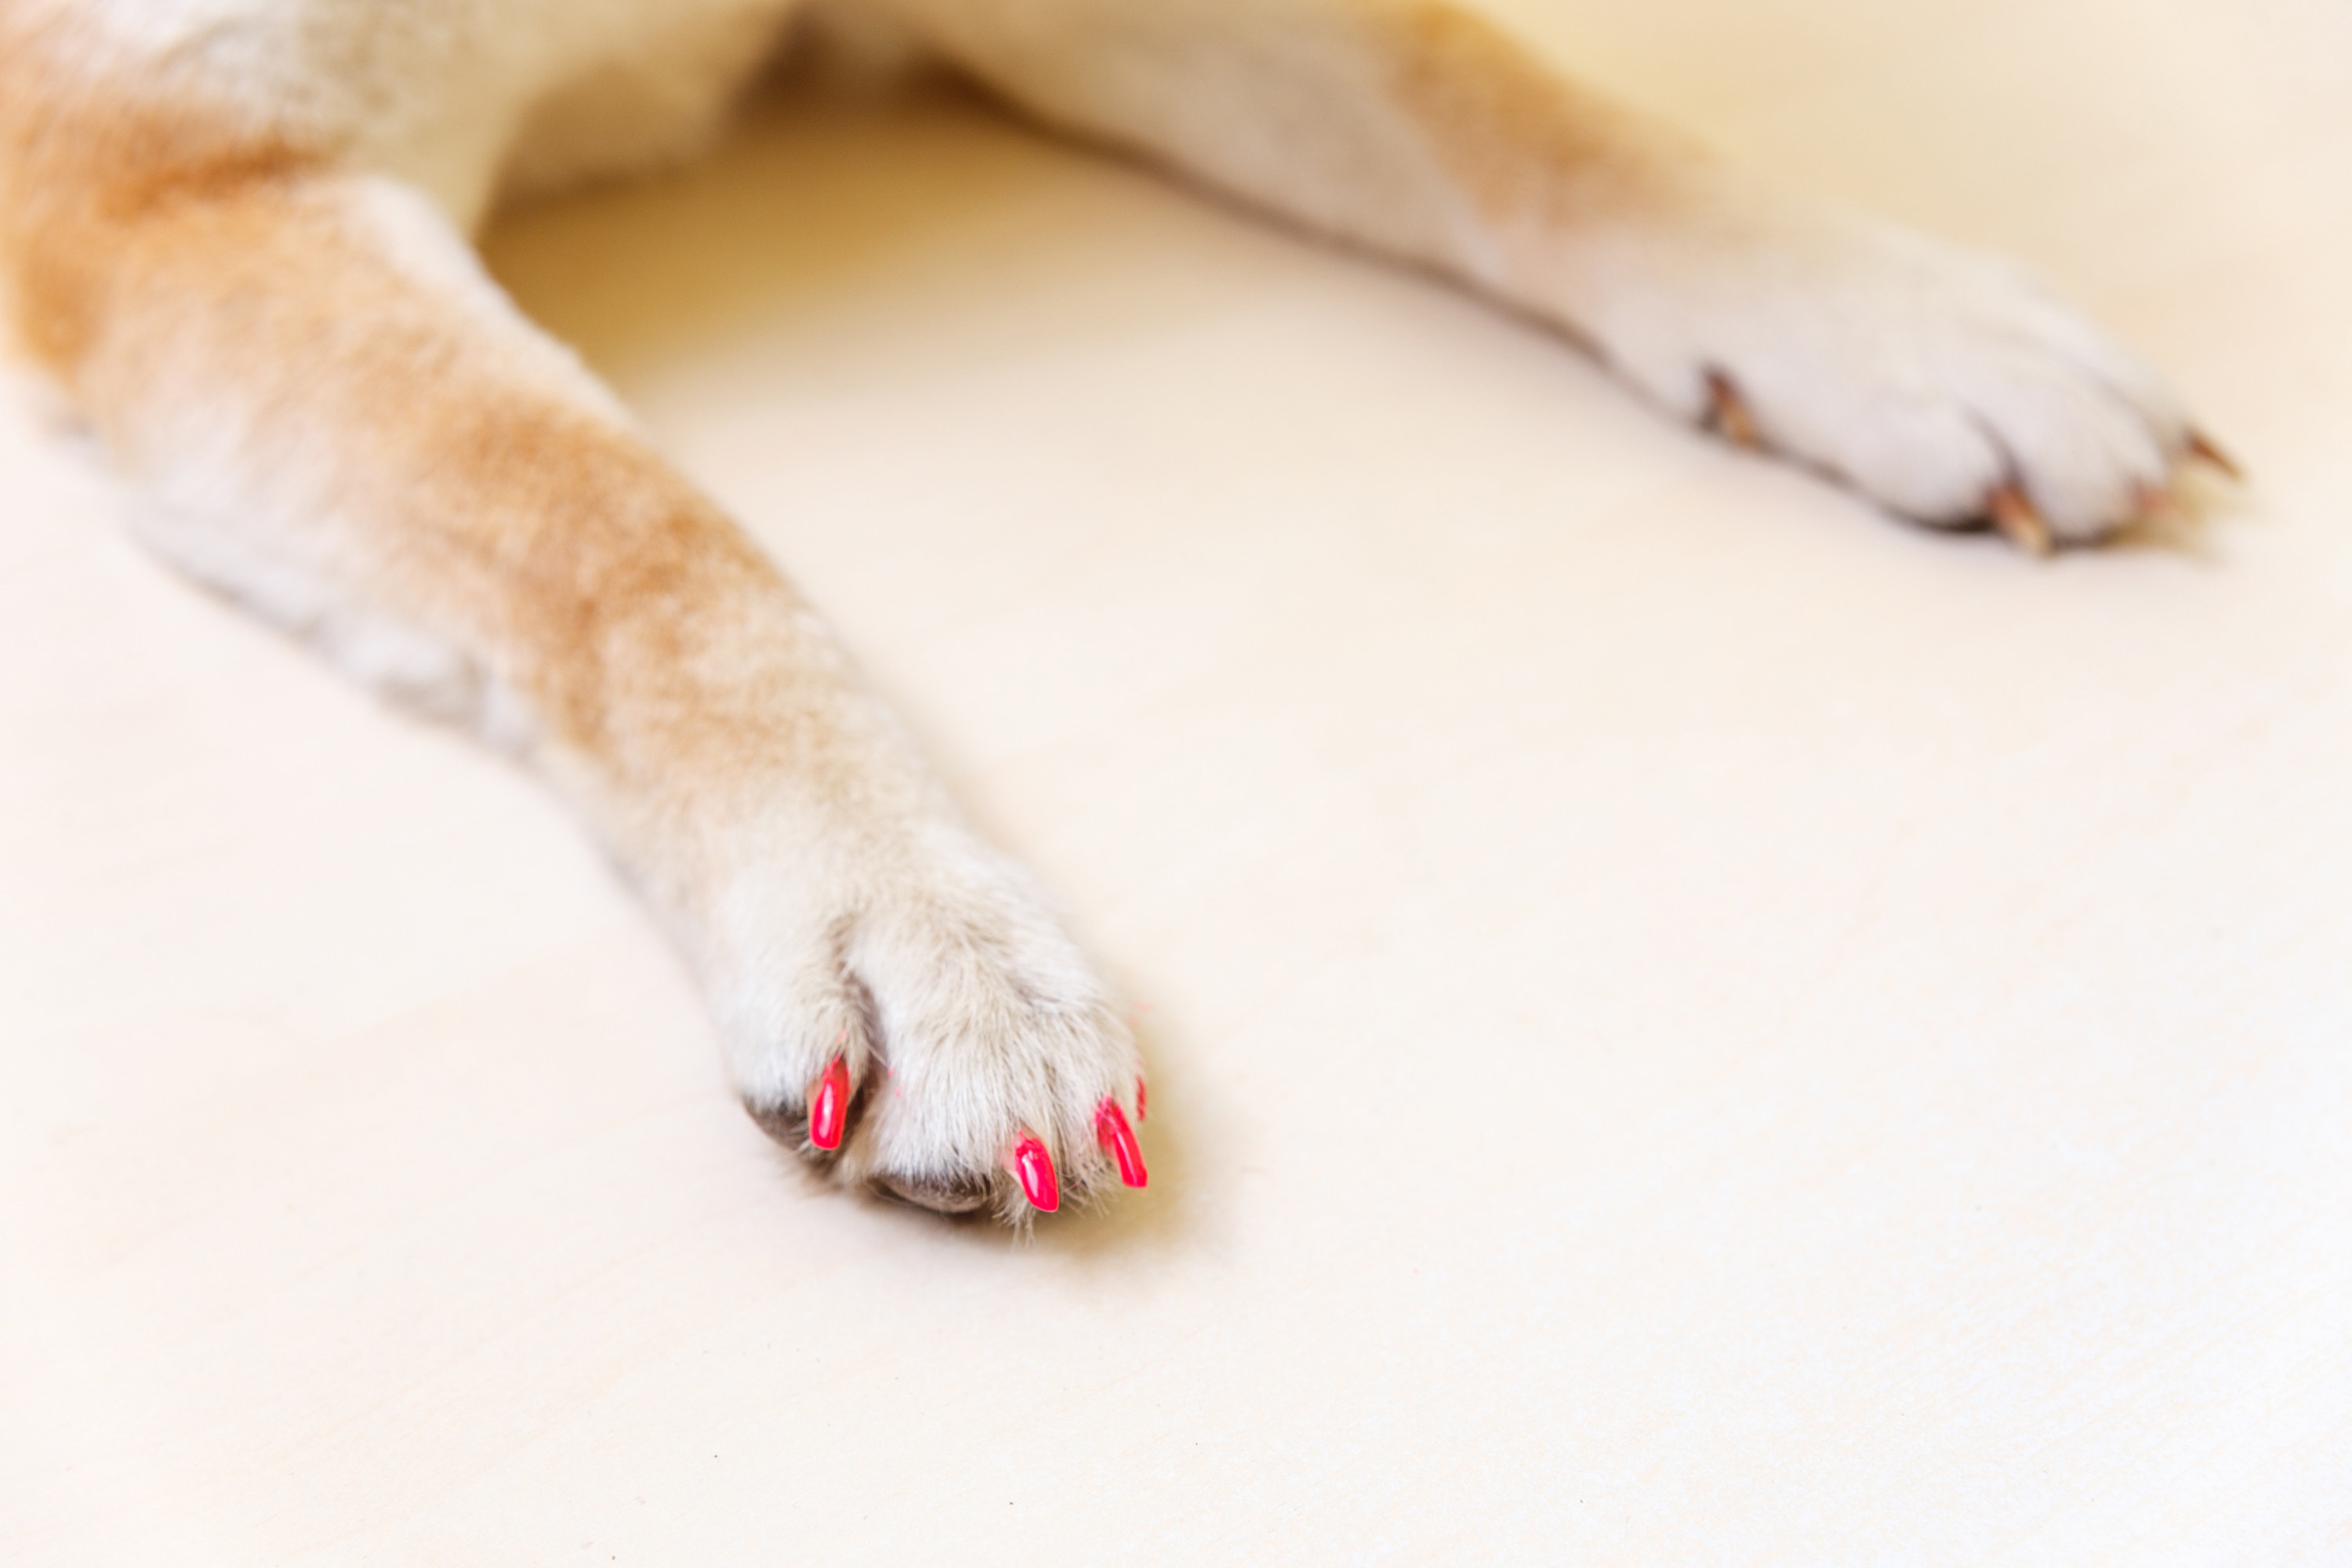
[
  {"x1": 1007, "y1": 1134, "x2": 1060, "y2": 1213},
  {"x1": 1094, "y1": 1098, "x2": 1148, "y2": 1189},
  {"x1": 808, "y1": 1055, "x2": 850, "y2": 1152},
  {"x1": 1134, "y1": 1077, "x2": 1148, "y2": 1123}
]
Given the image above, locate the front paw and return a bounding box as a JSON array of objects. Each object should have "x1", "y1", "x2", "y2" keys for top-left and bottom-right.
[
  {"x1": 702, "y1": 819, "x2": 1146, "y2": 1222},
  {"x1": 1579, "y1": 195, "x2": 2227, "y2": 549}
]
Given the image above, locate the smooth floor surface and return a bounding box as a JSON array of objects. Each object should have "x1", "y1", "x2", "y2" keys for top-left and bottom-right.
[{"x1": 5, "y1": 2, "x2": 2349, "y2": 1561}]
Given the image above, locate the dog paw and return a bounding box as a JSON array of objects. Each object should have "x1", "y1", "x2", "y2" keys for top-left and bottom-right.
[
  {"x1": 1574, "y1": 193, "x2": 2230, "y2": 549},
  {"x1": 701, "y1": 817, "x2": 1145, "y2": 1222}
]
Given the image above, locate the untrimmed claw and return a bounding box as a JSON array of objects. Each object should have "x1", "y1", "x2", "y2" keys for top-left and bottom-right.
[
  {"x1": 1704, "y1": 370, "x2": 1763, "y2": 451},
  {"x1": 1988, "y1": 484, "x2": 2054, "y2": 557},
  {"x1": 1094, "y1": 1098, "x2": 1148, "y2": 1189},
  {"x1": 2186, "y1": 429, "x2": 2243, "y2": 481},
  {"x1": 1007, "y1": 1134, "x2": 1060, "y2": 1213}
]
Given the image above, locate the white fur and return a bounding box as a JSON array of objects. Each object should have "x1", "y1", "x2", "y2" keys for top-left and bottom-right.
[{"x1": 1509, "y1": 191, "x2": 2188, "y2": 536}]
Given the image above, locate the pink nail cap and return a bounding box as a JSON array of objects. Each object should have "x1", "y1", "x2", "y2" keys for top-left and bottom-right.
[
  {"x1": 1008, "y1": 1134, "x2": 1060, "y2": 1213},
  {"x1": 1094, "y1": 1097, "x2": 1148, "y2": 1189},
  {"x1": 808, "y1": 1055, "x2": 850, "y2": 1152}
]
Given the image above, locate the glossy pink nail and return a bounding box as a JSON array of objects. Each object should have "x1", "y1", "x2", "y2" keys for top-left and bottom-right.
[
  {"x1": 1134, "y1": 1077, "x2": 1149, "y2": 1123},
  {"x1": 1095, "y1": 1097, "x2": 1148, "y2": 1189},
  {"x1": 808, "y1": 1055, "x2": 850, "y2": 1152},
  {"x1": 1008, "y1": 1134, "x2": 1059, "y2": 1212}
]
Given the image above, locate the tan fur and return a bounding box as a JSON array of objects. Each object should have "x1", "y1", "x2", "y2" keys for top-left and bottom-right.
[
  {"x1": 34, "y1": 172, "x2": 775, "y2": 771},
  {"x1": 1, "y1": 37, "x2": 818, "y2": 808},
  {"x1": 1388, "y1": 1, "x2": 1684, "y2": 227},
  {"x1": 0, "y1": 37, "x2": 308, "y2": 372}
]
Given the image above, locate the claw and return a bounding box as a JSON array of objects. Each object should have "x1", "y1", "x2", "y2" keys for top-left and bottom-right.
[
  {"x1": 1988, "y1": 484, "x2": 2054, "y2": 557},
  {"x1": 808, "y1": 1054, "x2": 851, "y2": 1152},
  {"x1": 1007, "y1": 1134, "x2": 1060, "y2": 1213},
  {"x1": 1704, "y1": 370, "x2": 1763, "y2": 451},
  {"x1": 2186, "y1": 429, "x2": 2243, "y2": 481},
  {"x1": 1094, "y1": 1098, "x2": 1148, "y2": 1189},
  {"x1": 1134, "y1": 1076, "x2": 1148, "y2": 1123}
]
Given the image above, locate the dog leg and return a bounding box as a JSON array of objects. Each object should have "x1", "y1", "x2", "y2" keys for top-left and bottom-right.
[
  {"x1": 890, "y1": 0, "x2": 2212, "y2": 545},
  {"x1": 2, "y1": 95, "x2": 1141, "y2": 1221}
]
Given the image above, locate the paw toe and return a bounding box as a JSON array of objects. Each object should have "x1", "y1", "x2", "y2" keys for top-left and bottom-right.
[
  {"x1": 1666, "y1": 213, "x2": 2205, "y2": 546},
  {"x1": 723, "y1": 867, "x2": 1142, "y2": 1223}
]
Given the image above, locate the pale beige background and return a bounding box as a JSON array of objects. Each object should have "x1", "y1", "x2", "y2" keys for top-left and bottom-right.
[{"x1": 5, "y1": 2, "x2": 2349, "y2": 1562}]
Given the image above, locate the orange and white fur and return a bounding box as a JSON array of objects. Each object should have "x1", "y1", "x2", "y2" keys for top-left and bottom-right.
[{"x1": 0, "y1": 0, "x2": 2212, "y2": 1219}]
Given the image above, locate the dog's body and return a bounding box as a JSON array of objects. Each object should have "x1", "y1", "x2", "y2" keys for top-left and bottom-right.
[{"x1": 0, "y1": 0, "x2": 2205, "y2": 1218}]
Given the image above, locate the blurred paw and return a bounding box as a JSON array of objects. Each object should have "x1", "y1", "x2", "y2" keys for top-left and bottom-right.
[{"x1": 1581, "y1": 195, "x2": 2228, "y2": 547}]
